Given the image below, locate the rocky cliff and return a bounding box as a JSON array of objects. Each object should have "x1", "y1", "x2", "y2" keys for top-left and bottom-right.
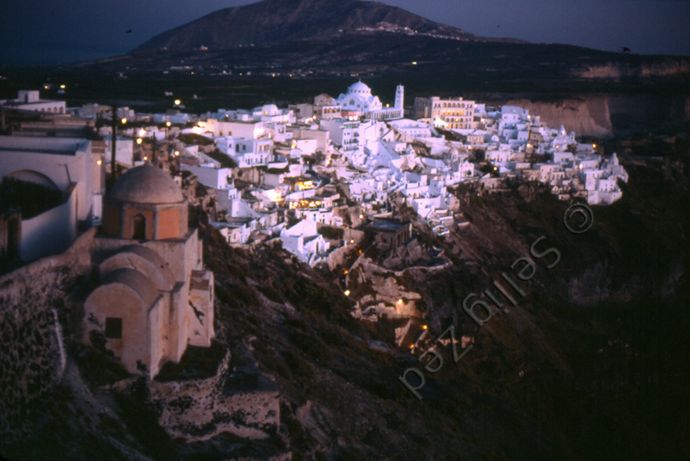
[
  {"x1": 505, "y1": 94, "x2": 690, "y2": 137},
  {"x1": 2, "y1": 134, "x2": 690, "y2": 460},
  {"x1": 507, "y1": 97, "x2": 613, "y2": 137}
]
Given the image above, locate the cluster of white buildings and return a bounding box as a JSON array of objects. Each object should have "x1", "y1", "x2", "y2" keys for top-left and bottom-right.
[
  {"x1": 152, "y1": 81, "x2": 628, "y2": 265},
  {"x1": 1, "y1": 82, "x2": 627, "y2": 269}
]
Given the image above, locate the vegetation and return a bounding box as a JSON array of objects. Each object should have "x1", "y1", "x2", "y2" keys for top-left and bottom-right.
[
  {"x1": 178, "y1": 133, "x2": 213, "y2": 146},
  {"x1": 204, "y1": 149, "x2": 238, "y2": 168},
  {"x1": 317, "y1": 225, "x2": 344, "y2": 240}
]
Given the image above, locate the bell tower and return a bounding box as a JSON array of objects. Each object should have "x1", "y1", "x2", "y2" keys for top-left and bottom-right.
[{"x1": 395, "y1": 84, "x2": 405, "y2": 114}]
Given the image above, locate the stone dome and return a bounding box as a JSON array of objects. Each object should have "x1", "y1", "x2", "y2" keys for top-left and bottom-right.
[{"x1": 110, "y1": 165, "x2": 183, "y2": 204}]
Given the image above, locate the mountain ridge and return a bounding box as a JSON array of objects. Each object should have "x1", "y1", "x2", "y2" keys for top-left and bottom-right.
[
  {"x1": 72, "y1": 0, "x2": 690, "y2": 90},
  {"x1": 133, "y1": 0, "x2": 504, "y2": 54}
]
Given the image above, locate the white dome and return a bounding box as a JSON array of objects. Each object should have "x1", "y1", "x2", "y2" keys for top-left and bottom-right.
[{"x1": 348, "y1": 81, "x2": 372, "y2": 95}]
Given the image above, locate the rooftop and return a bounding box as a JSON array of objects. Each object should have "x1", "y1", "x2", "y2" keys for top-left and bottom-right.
[
  {"x1": 109, "y1": 164, "x2": 184, "y2": 205},
  {"x1": 0, "y1": 136, "x2": 90, "y2": 156}
]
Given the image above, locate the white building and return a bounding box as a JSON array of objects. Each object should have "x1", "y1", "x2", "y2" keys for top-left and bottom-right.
[
  {"x1": 280, "y1": 219, "x2": 330, "y2": 267},
  {"x1": 202, "y1": 119, "x2": 265, "y2": 139},
  {"x1": 414, "y1": 96, "x2": 475, "y2": 130},
  {"x1": 0, "y1": 136, "x2": 103, "y2": 262},
  {"x1": 217, "y1": 137, "x2": 274, "y2": 168},
  {"x1": 181, "y1": 164, "x2": 232, "y2": 190},
  {"x1": 0, "y1": 90, "x2": 66, "y2": 114},
  {"x1": 389, "y1": 119, "x2": 433, "y2": 142}
]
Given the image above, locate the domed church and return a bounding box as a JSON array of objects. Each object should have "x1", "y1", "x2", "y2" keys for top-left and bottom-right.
[
  {"x1": 83, "y1": 165, "x2": 215, "y2": 378},
  {"x1": 337, "y1": 81, "x2": 384, "y2": 113},
  {"x1": 336, "y1": 81, "x2": 405, "y2": 121}
]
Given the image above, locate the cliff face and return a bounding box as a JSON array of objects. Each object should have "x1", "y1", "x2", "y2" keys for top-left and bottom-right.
[
  {"x1": 2, "y1": 136, "x2": 690, "y2": 460},
  {"x1": 506, "y1": 94, "x2": 690, "y2": 137},
  {"x1": 507, "y1": 97, "x2": 613, "y2": 137}
]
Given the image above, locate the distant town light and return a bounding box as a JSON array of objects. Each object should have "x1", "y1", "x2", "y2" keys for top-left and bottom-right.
[
  {"x1": 174, "y1": 150, "x2": 180, "y2": 157},
  {"x1": 343, "y1": 269, "x2": 349, "y2": 275},
  {"x1": 143, "y1": 156, "x2": 148, "y2": 161},
  {"x1": 136, "y1": 138, "x2": 143, "y2": 145},
  {"x1": 120, "y1": 117, "x2": 128, "y2": 125},
  {"x1": 344, "y1": 289, "x2": 351, "y2": 297},
  {"x1": 96, "y1": 159, "x2": 103, "y2": 166},
  {"x1": 166, "y1": 121, "x2": 172, "y2": 127},
  {"x1": 397, "y1": 298, "x2": 404, "y2": 305},
  {"x1": 138, "y1": 128, "x2": 146, "y2": 137},
  {"x1": 174, "y1": 99, "x2": 182, "y2": 106},
  {"x1": 422, "y1": 324, "x2": 429, "y2": 331},
  {"x1": 592, "y1": 143, "x2": 597, "y2": 149},
  {"x1": 59, "y1": 84, "x2": 67, "y2": 90},
  {"x1": 411, "y1": 61, "x2": 418, "y2": 65}
]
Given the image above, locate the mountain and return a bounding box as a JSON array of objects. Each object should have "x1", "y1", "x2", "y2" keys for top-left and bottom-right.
[
  {"x1": 134, "y1": 0, "x2": 487, "y2": 54},
  {"x1": 72, "y1": 0, "x2": 690, "y2": 98}
]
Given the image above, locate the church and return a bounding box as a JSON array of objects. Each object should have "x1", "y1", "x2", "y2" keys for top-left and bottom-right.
[
  {"x1": 83, "y1": 165, "x2": 215, "y2": 378},
  {"x1": 336, "y1": 81, "x2": 405, "y2": 121}
]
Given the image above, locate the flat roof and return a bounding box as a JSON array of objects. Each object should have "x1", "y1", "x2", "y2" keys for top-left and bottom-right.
[
  {"x1": 0, "y1": 136, "x2": 89, "y2": 156},
  {"x1": 2, "y1": 100, "x2": 64, "y2": 107},
  {"x1": 367, "y1": 218, "x2": 409, "y2": 232}
]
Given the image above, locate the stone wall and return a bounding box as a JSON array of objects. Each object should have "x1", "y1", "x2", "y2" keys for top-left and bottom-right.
[
  {"x1": 149, "y1": 352, "x2": 281, "y2": 442},
  {"x1": 0, "y1": 228, "x2": 95, "y2": 439}
]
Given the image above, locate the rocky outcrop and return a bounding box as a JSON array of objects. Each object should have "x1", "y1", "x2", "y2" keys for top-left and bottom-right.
[
  {"x1": 507, "y1": 94, "x2": 690, "y2": 137},
  {"x1": 149, "y1": 351, "x2": 281, "y2": 443},
  {"x1": 507, "y1": 97, "x2": 613, "y2": 137}
]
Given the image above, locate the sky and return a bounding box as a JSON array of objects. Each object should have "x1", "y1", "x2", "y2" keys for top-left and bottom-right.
[{"x1": 0, "y1": 0, "x2": 689, "y2": 66}]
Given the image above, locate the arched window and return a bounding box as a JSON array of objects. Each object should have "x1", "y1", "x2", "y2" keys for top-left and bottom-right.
[{"x1": 132, "y1": 213, "x2": 146, "y2": 240}]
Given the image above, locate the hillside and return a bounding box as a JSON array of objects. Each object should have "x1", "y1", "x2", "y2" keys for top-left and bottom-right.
[
  {"x1": 2, "y1": 133, "x2": 689, "y2": 460},
  {"x1": 134, "y1": 0, "x2": 481, "y2": 54}
]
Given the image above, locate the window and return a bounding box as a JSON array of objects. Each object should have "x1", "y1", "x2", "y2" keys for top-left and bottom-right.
[
  {"x1": 105, "y1": 317, "x2": 122, "y2": 339},
  {"x1": 132, "y1": 213, "x2": 146, "y2": 240}
]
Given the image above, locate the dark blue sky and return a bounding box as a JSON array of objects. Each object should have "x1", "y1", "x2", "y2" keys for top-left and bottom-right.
[{"x1": 1, "y1": 0, "x2": 689, "y2": 65}]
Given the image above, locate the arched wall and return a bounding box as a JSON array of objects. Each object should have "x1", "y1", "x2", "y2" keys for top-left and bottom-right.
[
  {"x1": 84, "y1": 283, "x2": 152, "y2": 374},
  {"x1": 5, "y1": 170, "x2": 60, "y2": 190}
]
